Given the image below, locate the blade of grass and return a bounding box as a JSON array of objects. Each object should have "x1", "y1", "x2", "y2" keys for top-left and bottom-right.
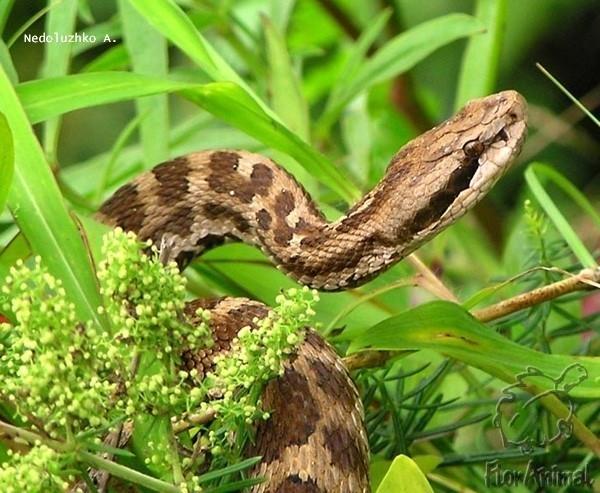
[
  {"x1": 71, "y1": 17, "x2": 121, "y2": 56},
  {"x1": 320, "y1": 8, "x2": 390, "y2": 135},
  {"x1": 16, "y1": 72, "x2": 191, "y2": 124},
  {"x1": 81, "y1": 44, "x2": 129, "y2": 73},
  {"x1": 454, "y1": 0, "x2": 506, "y2": 109},
  {"x1": 40, "y1": 0, "x2": 78, "y2": 162},
  {"x1": 0, "y1": 65, "x2": 104, "y2": 328},
  {"x1": 94, "y1": 111, "x2": 148, "y2": 205},
  {"x1": 537, "y1": 63, "x2": 600, "y2": 128},
  {"x1": 128, "y1": 0, "x2": 271, "y2": 114},
  {"x1": 119, "y1": 0, "x2": 169, "y2": 167},
  {"x1": 197, "y1": 457, "x2": 261, "y2": 483},
  {"x1": 262, "y1": 14, "x2": 309, "y2": 141},
  {"x1": 525, "y1": 163, "x2": 596, "y2": 268},
  {"x1": 0, "y1": 0, "x2": 14, "y2": 35},
  {"x1": 0, "y1": 40, "x2": 17, "y2": 84},
  {"x1": 529, "y1": 162, "x2": 600, "y2": 228},
  {"x1": 182, "y1": 82, "x2": 359, "y2": 202},
  {"x1": 18, "y1": 72, "x2": 360, "y2": 203},
  {"x1": 320, "y1": 14, "x2": 484, "y2": 130},
  {"x1": 0, "y1": 112, "x2": 14, "y2": 213},
  {"x1": 7, "y1": 0, "x2": 63, "y2": 48}
]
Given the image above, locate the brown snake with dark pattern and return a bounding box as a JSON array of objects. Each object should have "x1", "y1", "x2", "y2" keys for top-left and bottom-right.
[{"x1": 95, "y1": 91, "x2": 527, "y2": 492}]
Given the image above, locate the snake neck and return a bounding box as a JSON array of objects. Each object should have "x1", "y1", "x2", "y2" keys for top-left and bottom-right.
[{"x1": 97, "y1": 91, "x2": 526, "y2": 291}]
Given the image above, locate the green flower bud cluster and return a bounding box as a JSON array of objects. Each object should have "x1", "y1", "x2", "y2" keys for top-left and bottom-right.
[
  {"x1": 96, "y1": 229, "x2": 212, "y2": 417},
  {"x1": 0, "y1": 257, "x2": 117, "y2": 436},
  {"x1": 205, "y1": 286, "x2": 318, "y2": 455},
  {"x1": 0, "y1": 444, "x2": 75, "y2": 493},
  {"x1": 97, "y1": 228, "x2": 210, "y2": 357}
]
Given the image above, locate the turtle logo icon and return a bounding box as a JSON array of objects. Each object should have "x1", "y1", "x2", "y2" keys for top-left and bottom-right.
[{"x1": 492, "y1": 363, "x2": 587, "y2": 454}]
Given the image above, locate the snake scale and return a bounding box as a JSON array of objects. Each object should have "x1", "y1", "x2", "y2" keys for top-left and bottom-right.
[{"x1": 96, "y1": 91, "x2": 527, "y2": 492}]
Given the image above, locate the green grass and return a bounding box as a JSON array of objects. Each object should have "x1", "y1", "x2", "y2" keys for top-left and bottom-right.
[{"x1": 0, "y1": 0, "x2": 598, "y2": 492}]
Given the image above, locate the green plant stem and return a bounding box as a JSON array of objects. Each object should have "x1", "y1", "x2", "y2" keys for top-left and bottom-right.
[
  {"x1": 537, "y1": 63, "x2": 600, "y2": 128},
  {"x1": 78, "y1": 450, "x2": 181, "y2": 493},
  {"x1": 0, "y1": 419, "x2": 182, "y2": 493}
]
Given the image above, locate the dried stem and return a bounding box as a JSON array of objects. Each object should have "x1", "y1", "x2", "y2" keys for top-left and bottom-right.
[
  {"x1": 408, "y1": 254, "x2": 459, "y2": 302},
  {"x1": 473, "y1": 267, "x2": 600, "y2": 322}
]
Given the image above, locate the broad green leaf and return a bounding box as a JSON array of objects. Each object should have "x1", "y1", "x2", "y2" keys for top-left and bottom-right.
[
  {"x1": 321, "y1": 14, "x2": 484, "y2": 127},
  {"x1": 347, "y1": 301, "x2": 600, "y2": 398},
  {"x1": 375, "y1": 455, "x2": 434, "y2": 493},
  {"x1": 263, "y1": 15, "x2": 309, "y2": 141},
  {"x1": 119, "y1": 0, "x2": 169, "y2": 166},
  {"x1": 182, "y1": 82, "x2": 360, "y2": 203},
  {"x1": 454, "y1": 0, "x2": 506, "y2": 109},
  {"x1": 0, "y1": 112, "x2": 14, "y2": 213},
  {"x1": 0, "y1": 66, "x2": 104, "y2": 328},
  {"x1": 525, "y1": 163, "x2": 596, "y2": 268}
]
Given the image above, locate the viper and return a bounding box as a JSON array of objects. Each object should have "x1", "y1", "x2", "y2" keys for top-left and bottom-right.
[{"x1": 96, "y1": 90, "x2": 527, "y2": 492}]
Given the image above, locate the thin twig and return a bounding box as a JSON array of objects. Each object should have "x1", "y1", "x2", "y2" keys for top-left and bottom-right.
[{"x1": 472, "y1": 267, "x2": 600, "y2": 322}]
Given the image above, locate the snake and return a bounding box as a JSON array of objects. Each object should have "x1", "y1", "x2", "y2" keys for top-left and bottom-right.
[{"x1": 95, "y1": 90, "x2": 527, "y2": 493}]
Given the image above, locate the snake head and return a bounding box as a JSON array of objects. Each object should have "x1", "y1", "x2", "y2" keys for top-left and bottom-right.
[{"x1": 384, "y1": 90, "x2": 528, "y2": 252}]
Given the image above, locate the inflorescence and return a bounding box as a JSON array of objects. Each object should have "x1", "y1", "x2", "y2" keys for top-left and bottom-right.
[{"x1": 0, "y1": 228, "x2": 318, "y2": 491}]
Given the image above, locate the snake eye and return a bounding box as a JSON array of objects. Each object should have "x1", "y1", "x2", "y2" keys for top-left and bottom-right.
[{"x1": 462, "y1": 140, "x2": 484, "y2": 158}]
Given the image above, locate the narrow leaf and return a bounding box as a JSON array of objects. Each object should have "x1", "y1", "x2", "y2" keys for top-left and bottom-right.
[
  {"x1": 119, "y1": 0, "x2": 170, "y2": 166},
  {"x1": 525, "y1": 163, "x2": 596, "y2": 268},
  {"x1": 454, "y1": 0, "x2": 506, "y2": 109},
  {"x1": 17, "y1": 72, "x2": 191, "y2": 124},
  {"x1": 322, "y1": 14, "x2": 484, "y2": 126},
  {"x1": 41, "y1": 0, "x2": 78, "y2": 160},
  {"x1": 17, "y1": 73, "x2": 360, "y2": 203},
  {"x1": 0, "y1": 40, "x2": 18, "y2": 85},
  {"x1": 182, "y1": 82, "x2": 360, "y2": 203},
  {"x1": 0, "y1": 111, "x2": 14, "y2": 213},
  {"x1": 537, "y1": 63, "x2": 600, "y2": 128},
  {"x1": 263, "y1": 14, "x2": 309, "y2": 140}
]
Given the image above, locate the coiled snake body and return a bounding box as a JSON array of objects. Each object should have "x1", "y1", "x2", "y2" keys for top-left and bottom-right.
[{"x1": 97, "y1": 91, "x2": 527, "y2": 492}]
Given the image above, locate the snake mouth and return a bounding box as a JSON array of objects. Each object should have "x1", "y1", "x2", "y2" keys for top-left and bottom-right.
[{"x1": 468, "y1": 91, "x2": 528, "y2": 190}]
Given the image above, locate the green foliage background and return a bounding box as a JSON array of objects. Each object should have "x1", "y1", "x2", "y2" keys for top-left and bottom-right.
[{"x1": 0, "y1": 0, "x2": 599, "y2": 492}]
